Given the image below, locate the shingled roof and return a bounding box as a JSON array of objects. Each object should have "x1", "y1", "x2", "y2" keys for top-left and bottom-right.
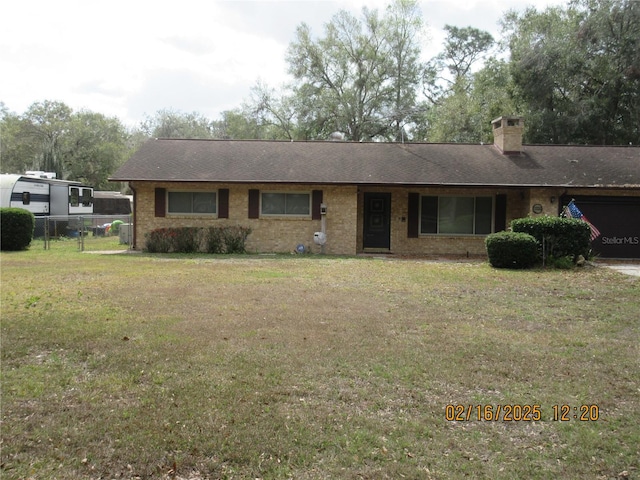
[{"x1": 111, "y1": 138, "x2": 640, "y2": 188}]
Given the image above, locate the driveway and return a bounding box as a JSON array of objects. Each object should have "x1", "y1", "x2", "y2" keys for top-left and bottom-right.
[{"x1": 601, "y1": 263, "x2": 640, "y2": 277}]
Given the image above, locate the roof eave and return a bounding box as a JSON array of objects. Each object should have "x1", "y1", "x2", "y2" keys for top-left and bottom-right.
[{"x1": 109, "y1": 178, "x2": 638, "y2": 189}]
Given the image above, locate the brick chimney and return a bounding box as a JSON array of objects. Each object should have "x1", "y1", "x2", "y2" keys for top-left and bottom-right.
[{"x1": 492, "y1": 116, "x2": 524, "y2": 154}]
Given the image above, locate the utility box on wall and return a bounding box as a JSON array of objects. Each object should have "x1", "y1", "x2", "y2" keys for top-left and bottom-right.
[
  {"x1": 314, "y1": 231, "x2": 327, "y2": 245},
  {"x1": 119, "y1": 223, "x2": 133, "y2": 245}
]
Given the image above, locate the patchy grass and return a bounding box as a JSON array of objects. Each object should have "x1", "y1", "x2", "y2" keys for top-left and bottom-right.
[
  {"x1": 1, "y1": 244, "x2": 638, "y2": 479},
  {"x1": 31, "y1": 234, "x2": 131, "y2": 254}
]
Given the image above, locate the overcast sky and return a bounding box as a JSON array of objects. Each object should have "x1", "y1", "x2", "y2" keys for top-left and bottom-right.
[{"x1": 1, "y1": 0, "x2": 567, "y2": 128}]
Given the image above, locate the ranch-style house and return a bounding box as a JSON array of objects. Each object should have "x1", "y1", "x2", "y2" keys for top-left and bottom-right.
[{"x1": 110, "y1": 116, "x2": 640, "y2": 259}]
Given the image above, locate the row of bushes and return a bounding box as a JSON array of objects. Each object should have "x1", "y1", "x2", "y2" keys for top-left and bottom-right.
[
  {"x1": 145, "y1": 226, "x2": 252, "y2": 254},
  {"x1": 2, "y1": 207, "x2": 590, "y2": 269},
  {"x1": 1, "y1": 208, "x2": 35, "y2": 251},
  {"x1": 486, "y1": 216, "x2": 591, "y2": 269}
]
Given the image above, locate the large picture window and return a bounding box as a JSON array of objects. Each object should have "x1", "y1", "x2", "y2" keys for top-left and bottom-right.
[
  {"x1": 420, "y1": 196, "x2": 492, "y2": 235},
  {"x1": 261, "y1": 192, "x2": 310, "y2": 216},
  {"x1": 168, "y1": 191, "x2": 217, "y2": 214}
]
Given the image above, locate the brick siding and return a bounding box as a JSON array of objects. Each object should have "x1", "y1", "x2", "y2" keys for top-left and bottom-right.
[
  {"x1": 130, "y1": 182, "x2": 358, "y2": 255},
  {"x1": 130, "y1": 181, "x2": 635, "y2": 256}
]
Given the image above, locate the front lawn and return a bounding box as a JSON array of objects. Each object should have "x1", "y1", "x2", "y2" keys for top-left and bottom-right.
[{"x1": 1, "y1": 244, "x2": 638, "y2": 479}]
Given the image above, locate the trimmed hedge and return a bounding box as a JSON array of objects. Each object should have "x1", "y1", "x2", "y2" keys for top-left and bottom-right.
[
  {"x1": 145, "y1": 226, "x2": 252, "y2": 254},
  {"x1": 511, "y1": 216, "x2": 591, "y2": 261},
  {"x1": 1, "y1": 208, "x2": 35, "y2": 251},
  {"x1": 485, "y1": 231, "x2": 539, "y2": 269}
]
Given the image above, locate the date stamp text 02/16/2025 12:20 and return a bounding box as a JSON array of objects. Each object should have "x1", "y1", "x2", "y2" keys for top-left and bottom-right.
[{"x1": 444, "y1": 404, "x2": 600, "y2": 422}]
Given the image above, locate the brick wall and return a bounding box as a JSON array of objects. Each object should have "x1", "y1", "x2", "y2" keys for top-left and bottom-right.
[
  {"x1": 130, "y1": 182, "x2": 358, "y2": 255},
  {"x1": 242, "y1": 184, "x2": 358, "y2": 254},
  {"x1": 130, "y1": 181, "x2": 637, "y2": 256},
  {"x1": 362, "y1": 186, "x2": 528, "y2": 256},
  {"x1": 515, "y1": 187, "x2": 640, "y2": 220}
]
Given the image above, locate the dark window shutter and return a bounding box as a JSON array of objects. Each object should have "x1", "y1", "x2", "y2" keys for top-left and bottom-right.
[
  {"x1": 312, "y1": 190, "x2": 323, "y2": 220},
  {"x1": 155, "y1": 188, "x2": 166, "y2": 217},
  {"x1": 407, "y1": 192, "x2": 419, "y2": 238},
  {"x1": 218, "y1": 189, "x2": 229, "y2": 218},
  {"x1": 248, "y1": 189, "x2": 260, "y2": 219},
  {"x1": 494, "y1": 194, "x2": 507, "y2": 232}
]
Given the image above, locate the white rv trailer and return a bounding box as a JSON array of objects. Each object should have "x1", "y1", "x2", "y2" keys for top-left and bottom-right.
[{"x1": 0, "y1": 173, "x2": 94, "y2": 216}]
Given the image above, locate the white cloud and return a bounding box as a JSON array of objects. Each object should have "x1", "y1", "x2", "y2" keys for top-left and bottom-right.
[{"x1": 1, "y1": 0, "x2": 568, "y2": 127}]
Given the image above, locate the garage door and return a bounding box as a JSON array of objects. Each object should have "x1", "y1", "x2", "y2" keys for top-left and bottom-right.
[{"x1": 560, "y1": 195, "x2": 640, "y2": 259}]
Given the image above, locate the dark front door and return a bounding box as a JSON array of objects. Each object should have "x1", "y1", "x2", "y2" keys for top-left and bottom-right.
[{"x1": 363, "y1": 192, "x2": 391, "y2": 249}]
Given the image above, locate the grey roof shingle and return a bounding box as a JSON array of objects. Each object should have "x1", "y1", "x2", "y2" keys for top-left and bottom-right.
[{"x1": 110, "y1": 138, "x2": 640, "y2": 188}]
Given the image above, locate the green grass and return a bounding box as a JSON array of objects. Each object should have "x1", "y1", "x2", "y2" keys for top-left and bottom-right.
[{"x1": 1, "y1": 241, "x2": 639, "y2": 479}]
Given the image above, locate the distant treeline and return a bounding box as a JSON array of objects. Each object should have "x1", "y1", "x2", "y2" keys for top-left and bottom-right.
[{"x1": 1, "y1": 0, "x2": 638, "y2": 189}]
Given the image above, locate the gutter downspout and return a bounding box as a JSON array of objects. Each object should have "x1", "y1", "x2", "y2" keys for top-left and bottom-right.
[{"x1": 129, "y1": 183, "x2": 137, "y2": 249}]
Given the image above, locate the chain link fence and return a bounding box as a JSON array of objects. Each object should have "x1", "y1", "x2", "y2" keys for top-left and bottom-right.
[{"x1": 36, "y1": 214, "x2": 133, "y2": 251}]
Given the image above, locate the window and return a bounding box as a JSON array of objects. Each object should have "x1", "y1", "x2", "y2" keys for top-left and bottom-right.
[
  {"x1": 168, "y1": 191, "x2": 217, "y2": 214},
  {"x1": 81, "y1": 188, "x2": 92, "y2": 207},
  {"x1": 420, "y1": 196, "x2": 492, "y2": 235},
  {"x1": 70, "y1": 187, "x2": 92, "y2": 207},
  {"x1": 70, "y1": 187, "x2": 79, "y2": 207},
  {"x1": 22, "y1": 192, "x2": 31, "y2": 205},
  {"x1": 261, "y1": 192, "x2": 310, "y2": 216}
]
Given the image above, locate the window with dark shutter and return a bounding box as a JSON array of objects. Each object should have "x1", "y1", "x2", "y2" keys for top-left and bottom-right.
[
  {"x1": 419, "y1": 195, "x2": 493, "y2": 235},
  {"x1": 218, "y1": 189, "x2": 229, "y2": 219},
  {"x1": 261, "y1": 192, "x2": 310, "y2": 216},
  {"x1": 407, "y1": 192, "x2": 419, "y2": 238},
  {"x1": 494, "y1": 194, "x2": 507, "y2": 232},
  {"x1": 168, "y1": 192, "x2": 216, "y2": 214},
  {"x1": 312, "y1": 190, "x2": 323, "y2": 220},
  {"x1": 248, "y1": 189, "x2": 260, "y2": 219},
  {"x1": 155, "y1": 188, "x2": 166, "y2": 217}
]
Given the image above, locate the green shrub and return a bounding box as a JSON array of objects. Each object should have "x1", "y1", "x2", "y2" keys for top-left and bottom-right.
[
  {"x1": 145, "y1": 228, "x2": 174, "y2": 253},
  {"x1": 0, "y1": 208, "x2": 35, "y2": 251},
  {"x1": 144, "y1": 226, "x2": 252, "y2": 254},
  {"x1": 221, "y1": 226, "x2": 252, "y2": 254},
  {"x1": 173, "y1": 227, "x2": 200, "y2": 253},
  {"x1": 204, "y1": 227, "x2": 225, "y2": 254},
  {"x1": 485, "y1": 231, "x2": 539, "y2": 269},
  {"x1": 549, "y1": 255, "x2": 575, "y2": 270},
  {"x1": 511, "y1": 216, "x2": 591, "y2": 261}
]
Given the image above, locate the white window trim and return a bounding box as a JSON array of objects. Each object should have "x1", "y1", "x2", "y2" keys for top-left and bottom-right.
[
  {"x1": 167, "y1": 190, "x2": 218, "y2": 216},
  {"x1": 419, "y1": 194, "x2": 494, "y2": 236},
  {"x1": 260, "y1": 191, "x2": 312, "y2": 218}
]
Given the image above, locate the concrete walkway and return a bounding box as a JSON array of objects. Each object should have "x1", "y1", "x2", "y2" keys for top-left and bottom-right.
[
  {"x1": 83, "y1": 249, "x2": 138, "y2": 254},
  {"x1": 603, "y1": 264, "x2": 640, "y2": 277}
]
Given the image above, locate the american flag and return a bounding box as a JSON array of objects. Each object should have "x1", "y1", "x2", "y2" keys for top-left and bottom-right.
[{"x1": 565, "y1": 200, "x2": 601, "y2": 241}]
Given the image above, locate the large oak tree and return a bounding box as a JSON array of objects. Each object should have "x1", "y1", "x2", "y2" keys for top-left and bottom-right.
[
  {"x1": 285, "y1": 0, "x2": 425, "y2": 141},
  {"x1": 504, "y1": 0, "x2": 640, "y2": 144}
]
